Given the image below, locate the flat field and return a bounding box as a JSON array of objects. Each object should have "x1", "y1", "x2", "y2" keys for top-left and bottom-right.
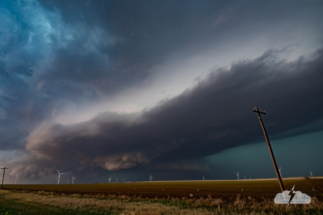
[
  {"x1": 0, "y1": 177, "x2": 322, "y2": 215},
  {"x1": 3, "y1": 177, "x2": 323, "y2": 200}
]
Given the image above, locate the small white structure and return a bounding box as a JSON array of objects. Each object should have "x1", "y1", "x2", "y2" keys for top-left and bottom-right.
[
  {"x1": 72, "y1": 176, "x2": 77, "y2": 184},
  {"x1": 56, "y1": 170, "x2": 66, "y2": 184}
]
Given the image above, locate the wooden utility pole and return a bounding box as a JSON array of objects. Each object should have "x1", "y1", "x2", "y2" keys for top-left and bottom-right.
[
  {"x1": 253, "y1": 107, "x2": 285, "y2": 193},
  {"x1": 1, "y1": 167, "x2": 9, "y2": 189}
]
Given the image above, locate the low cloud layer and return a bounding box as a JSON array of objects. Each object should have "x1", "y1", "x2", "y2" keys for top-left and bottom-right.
[
  {"x1": 21, "y1": 48, "x2": 323, "y2": 179},
  {"x1": 93, "y1": 152, "x2": 150, "y2": 171}
]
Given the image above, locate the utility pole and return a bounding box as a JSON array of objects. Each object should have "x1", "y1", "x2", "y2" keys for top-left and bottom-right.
[
  {"x1": 1, "y1": 167, "x2": 9, "y2": 189},
  {"x1": 253, "y1": 106, "x2": 285, "y2": 193}
]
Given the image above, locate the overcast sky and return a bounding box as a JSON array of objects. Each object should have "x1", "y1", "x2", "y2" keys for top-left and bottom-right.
[{"x1": 0, "y1": 0, "x2": 322, "y2": 184}]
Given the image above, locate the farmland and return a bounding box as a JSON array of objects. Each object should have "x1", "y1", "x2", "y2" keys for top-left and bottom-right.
[
  {"x1": 4, "y1": 177, "x2": 323, "y2": 200},
  {"x1": 0, "y1": 177, "x2": 322, "y2": 214}
]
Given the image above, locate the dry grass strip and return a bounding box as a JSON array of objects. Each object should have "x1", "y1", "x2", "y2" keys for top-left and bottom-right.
[{"x1": 0, "y1": 189, "x2": 322, "y2": 215}]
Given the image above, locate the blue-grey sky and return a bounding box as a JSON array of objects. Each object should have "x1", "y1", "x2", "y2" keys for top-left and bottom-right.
[{"x1": 0, "y1": 0, "x2": 323, "y2": 184}]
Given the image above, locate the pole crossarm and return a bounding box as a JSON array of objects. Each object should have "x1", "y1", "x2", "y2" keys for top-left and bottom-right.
[
  {"x1": 253, "y1": 106, "x2": 266, "y2": 115},
  {"x1": 253, "y1": 106, "x2": 285, "y2": 193}
]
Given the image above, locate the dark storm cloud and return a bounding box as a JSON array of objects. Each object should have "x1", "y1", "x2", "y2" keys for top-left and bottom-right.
[
  {"x1": 25, "y1": 48, "x2": 323, "y2": 177},
  {"x1": 1, "y1": 0, "x2": 323, "y2": 181},
  {"x1": 0, "y1": 0, "x2": 114, "y2": 149},
  {"x1": 38, "y1": 0, "x2": 323, "y2": 88}
]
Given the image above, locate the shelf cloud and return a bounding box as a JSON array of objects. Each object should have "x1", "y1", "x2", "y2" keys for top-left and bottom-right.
[{"x1": 0, "y1": 0, "x2": 322, "y2": 182}]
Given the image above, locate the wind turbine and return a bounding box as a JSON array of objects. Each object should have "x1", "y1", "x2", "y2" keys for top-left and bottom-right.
[
  {"x1": 116, "y1": 178, "x2": 118, "y2": 183},
  {"x1": 15, "y1": 174, "x2": 20, "y2": 184},
  {"x1": 149, "y1": 174, "x2": 153, "y2": 181},
  {"x1": 72, "y1": 176, "x2": 77, "y2": 184},
  {"x1": 244, "y1": 175, "x2": 246, "y2": 179},
  {"x1": 310, "y1": 171, "x2": 313, "y2": 177},
  {"x1": 108, "y1": 177, "x2": 112, "y2": 183},
  {"x1": 279, "y1": 167, "x2": 282, "y2": 178},
  {"x1": 56, "y1": 170, "x2": 66, "y2": 184},
  {"x1": 236, "y1": 171, "x2": 239, "y2": 180}
]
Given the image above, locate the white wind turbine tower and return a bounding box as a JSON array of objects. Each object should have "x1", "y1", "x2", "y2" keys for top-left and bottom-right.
[
  {"x1": 279, "y1": 167, "x2": 282, "y2": 178},
  {"x1": 108, "y1": 177, "x2": 112, "y2": 183},
  {"x1": 203, "y1": 176, "x2": 204, "y2": 180},
  {"x1": 149, "y1": 174, "x2": 153, "y2": 182},
  {"x1": 310, "y1": 171, "x2": 313, "y2": 177},
  {"x1": 56, "y1": 170, "x2": 66, "y2": 184},
  {"x1": 15, "y1": 174, "x2": 20, "y2": 184},
  {"x1": 116, "y1": 178, "x2": 118, "y2": 183},
  {"x1": 236, "y1": 171, "x2": 239, "y2": 180},
  {"x1": 72, "y1": 176, "x2": 77, "y2": 184}
]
